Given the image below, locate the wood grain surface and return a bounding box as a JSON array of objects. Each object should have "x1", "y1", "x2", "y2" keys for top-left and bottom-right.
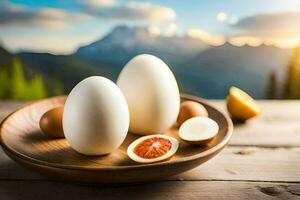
[
  {"x1": 0, "y1": 181, "x2": 299, "y2": 200},
  {"x1": 0, "y1": 100, "x2": 299, "y2": 199},
  {"x1": 208, "y1": 100, "x2": 300, "y2": 148}
]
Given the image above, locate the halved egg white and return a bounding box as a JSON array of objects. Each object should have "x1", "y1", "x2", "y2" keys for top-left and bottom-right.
[
  {"x1": 179, "y1": 117, "x2": 219, "y2": 145},
  {"x1": 127, "y1": 134, "x2": 179, "y2": 163}
]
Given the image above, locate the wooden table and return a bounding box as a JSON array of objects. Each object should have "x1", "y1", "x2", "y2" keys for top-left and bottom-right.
[{"x1": 0, "y1": 100, "x2": 299, "y2": 199}]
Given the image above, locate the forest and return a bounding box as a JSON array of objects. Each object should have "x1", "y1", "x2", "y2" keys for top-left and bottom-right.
[{"x1": 0, "y1": 58, "x2": 62, "y2": 100}]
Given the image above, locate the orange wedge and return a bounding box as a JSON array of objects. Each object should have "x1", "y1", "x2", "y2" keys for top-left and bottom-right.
[
  {"x1": 127, "y1": 135, "x2": 178, "y2": 163},
  {"x1": 226, "y1": 87, "x2": 261, "y2": 121}
]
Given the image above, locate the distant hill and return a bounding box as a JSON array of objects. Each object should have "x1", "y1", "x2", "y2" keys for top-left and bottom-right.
[
  {"x1": 75, "y1": 25, "x2": 209, "y2": 70},
  {"x1": 0, "y1": 47, "x2": 114, "y2": 95},
  {"x1": 17, "y1": 52, "x2": 114, "y2": 93},
  {"x1": 178, "y1": 43, "x2": 293, "y2": 98}
]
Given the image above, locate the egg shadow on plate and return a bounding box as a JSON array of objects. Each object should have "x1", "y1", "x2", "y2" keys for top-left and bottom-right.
[
  {"x1": 175, "y1": 140, "x2": 213, "y2": 158},
  {"x1": 21, "y1": 145, "x2": 104, "y2": 166},
  {"x1": 20, "y1": 129, "x2": 61, "y2": 144}
]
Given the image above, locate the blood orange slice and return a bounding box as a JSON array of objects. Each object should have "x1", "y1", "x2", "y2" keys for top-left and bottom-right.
[{"x1": 127, "y1": 135, "x2": 178, "y2": 163}]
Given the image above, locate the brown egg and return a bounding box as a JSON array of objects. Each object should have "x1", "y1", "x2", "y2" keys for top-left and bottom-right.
[
  {"x1": 39, "y1": 106, "x2": 64, "y2": 138},
  {"x1": 177, "y1": 101, "x2": 208, "y2": 126}
]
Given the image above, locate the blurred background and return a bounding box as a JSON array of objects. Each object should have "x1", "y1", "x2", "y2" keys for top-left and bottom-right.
[{"x1": 1, "y1": 0, "x2": 300, "y2": 100}]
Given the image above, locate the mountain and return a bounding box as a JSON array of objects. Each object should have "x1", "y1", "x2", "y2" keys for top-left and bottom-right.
[
  {"x1": 75, "y1": 26, "x2": 293, "y2": 98},
  {"x1": 177, "y1": 43, "x2": 293, "y2": 98},
  {"x1": 17, "y1": 52, "x2": 113, "y2": 93},
  {"x1": 0, "y1": 46, "x2": 114, "y2": 95},
  {"x1": 75, "y1": 25, "x2": 209, "y2": 70}
]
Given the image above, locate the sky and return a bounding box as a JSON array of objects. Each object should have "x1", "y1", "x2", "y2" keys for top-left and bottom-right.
[{"x1": 1, "y1": 0, "x2": 300, "y2": 54}]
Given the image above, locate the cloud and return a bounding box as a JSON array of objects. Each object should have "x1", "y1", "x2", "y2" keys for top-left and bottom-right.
[
  {"x1": 228, "y1": 36, "x2": 263, "y2": 47},
  {"x1": 216, "y1": 12, "x2": 227, "y2": 22},
  {"x1": 228, "y1": 16, "x2": 239, "y2": 25},
  {"x1": 147, "y1": 22, "x2": 177, "y2": 37},
  {"x1": 148, "y1": 26, "x2": 161, "y2": 37},
  {"x1": 82, "y1": 0, "x2": 117, "y2": 8},
  {"x1": 84, "y1": 1, "x2": 176, "y2": 23},
  {"x1": 163, "y1": 22, "x2": 177, "y2": 36},
  {"x1": 233, "y1": 12, "x2": 300, "y2": 39},
  {"x1": 0, "y1": 1, "x2": 175, "y2": 29},
  {"x1": 186, "y1": 29, "x2": 225, "y2": 46},
  {"x1": 0, "y1": 1, "x2": 91, "y2": 29},
  {"x1": 216, "y1": 12, "x2": 239, "y2": 25},
  {"x1": 36, "y1": 8, "x2": 90, "y2": 21}
]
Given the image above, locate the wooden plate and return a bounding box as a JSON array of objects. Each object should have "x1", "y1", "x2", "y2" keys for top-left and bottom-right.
[{"x1": 0, "y1": 94, "x2": 233, "y2": 183}]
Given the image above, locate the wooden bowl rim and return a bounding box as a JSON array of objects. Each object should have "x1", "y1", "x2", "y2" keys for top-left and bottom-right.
[{"x1": 0, "y1": 94, "x2": 233, "y2": 171}]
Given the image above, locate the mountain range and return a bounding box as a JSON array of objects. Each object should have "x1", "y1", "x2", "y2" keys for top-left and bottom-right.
[
  {"x1": 179, "y1": 43, "x2": 292, "y2": 98},
  {"x1": 0, "y1": 25, "x2": 294, "y2": 99},
  {"x1": 75, "y1": 26, "x2": 210, "y2": 69}
]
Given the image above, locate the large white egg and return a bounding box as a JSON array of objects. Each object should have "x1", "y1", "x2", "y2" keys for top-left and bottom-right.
[
  {"x1": 63, "y1": 76, "x2": 129, "y2": 155},
  {"x1": 117, "y1": 54, "x2": 180, "y2": 135}
]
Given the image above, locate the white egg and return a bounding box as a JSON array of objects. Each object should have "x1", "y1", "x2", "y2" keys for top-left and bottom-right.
[
  {"x1": 117, "y1": 54, "x2": 180, "y2": 135},
  {"x1": 63, "y1": 76, "x2": 129, "y2": 155}
]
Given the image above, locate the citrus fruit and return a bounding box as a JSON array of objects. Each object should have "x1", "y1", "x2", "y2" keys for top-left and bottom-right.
[
  {"x1": 127, "y1": 135, "x2": 178, "y2": 163},
  {"x1": 179, "y1": 117, "x2": 219, "y2": 145},
  {"x1": 177, "y1": 101, "x2": 208, "y2": 126},
  {"x1": 226, "y1": 87, "x2": 260, "y2": 121}
]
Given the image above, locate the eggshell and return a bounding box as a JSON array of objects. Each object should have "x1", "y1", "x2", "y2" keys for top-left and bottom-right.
[
  {"x1": 63, "y1": 76, "x2": 129, "y2": 155},
  {"x1": 39, "y1": 106, "x2": 64, "y2": 138},
  {"x1": 177, "y1": 101, "x2": 208, "y2": 126},
  {"x1": 117, "y1": 54, "x2": 180, "y2": 135}
]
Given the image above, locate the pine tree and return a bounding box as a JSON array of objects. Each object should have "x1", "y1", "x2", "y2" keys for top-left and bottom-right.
[
  {"x1": 25, "y1": 75, "x2": 48, "y2": 99},
  {"x1": 6, "y1": 58, "x2": 48, "y2": 100},
  {"x1": 266, "y1": 71, "x2": 277, "y2": 99},
  {"x1": 0, "y1": 68, "x2": 9, "y2": 99},
  {"x1": 284, "y1": 47, "x2": 300, "y2": 99},
  {"x1": 52, "y1": 78, "x2": 64, "y2": 96},
  {"x1": 9, "y1": 58, "x2": 27, "y2": 99}
]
